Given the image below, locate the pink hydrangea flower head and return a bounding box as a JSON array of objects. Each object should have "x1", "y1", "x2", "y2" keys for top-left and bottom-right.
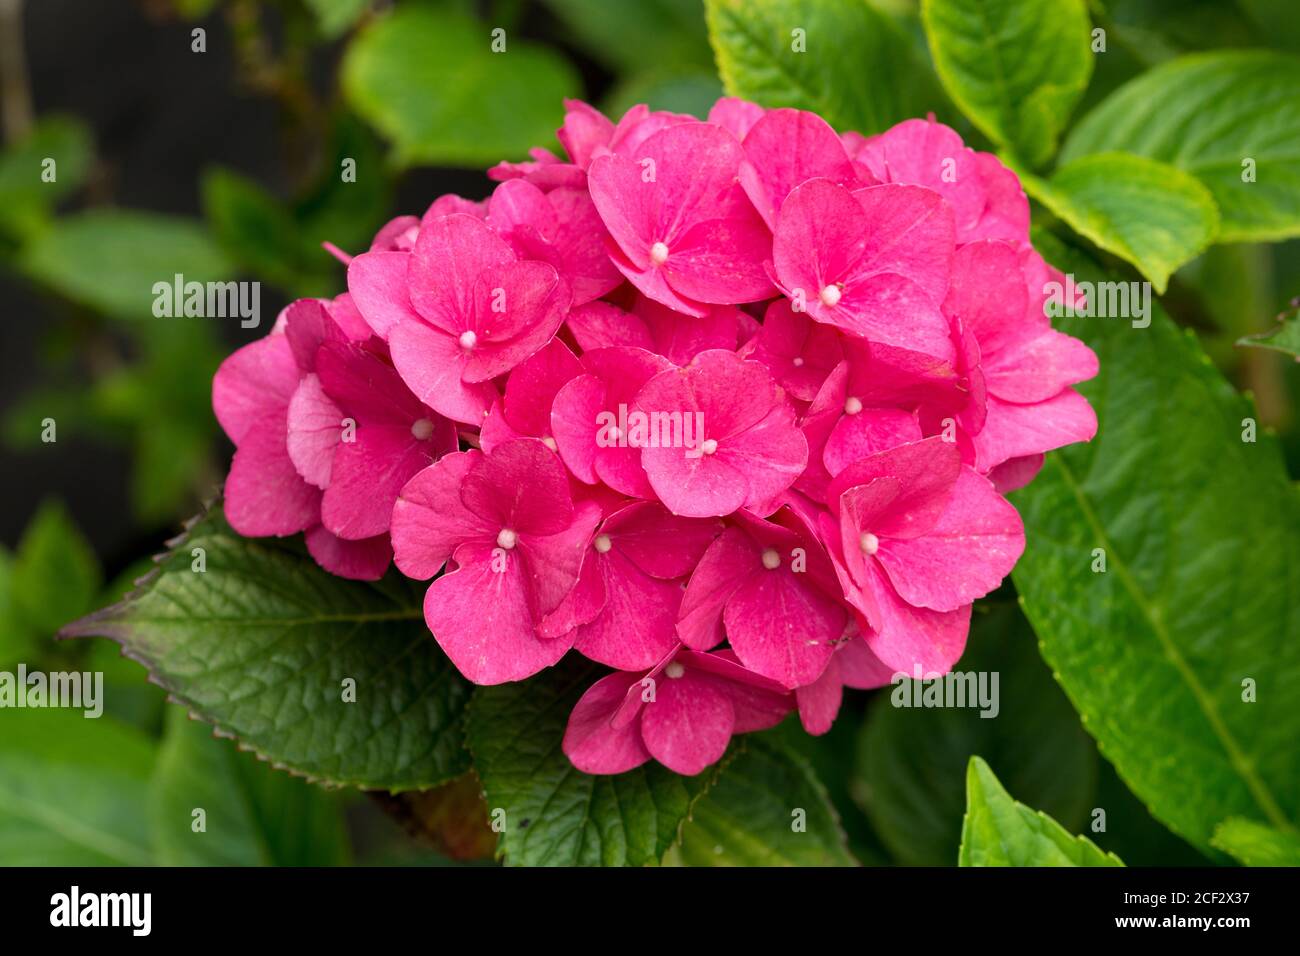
[
  {"x1": 771, "y1": 177, "x2": 956, "y2": 361},
  {"x1": 633, "y1": 349, "x2": 807, "y2": 517},
  {"x1": 389, "y1": 439, "x2": 601, "y2": 684},
  {"x1": 588, "y1": 121, "x2": 774, "y2": 316},
  {"x1": 563, "y1": 645, "x2": 792, "y2": 776}
]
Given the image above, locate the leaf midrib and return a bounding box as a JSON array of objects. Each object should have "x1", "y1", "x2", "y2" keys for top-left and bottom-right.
[{"x1": 1049, "y1": 453, "x2": 1294, "y2": 833}]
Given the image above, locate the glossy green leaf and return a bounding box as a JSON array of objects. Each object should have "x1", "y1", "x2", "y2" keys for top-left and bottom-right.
[
  {"x1": 342, "y1": 7, "x2": 580, "y2": 167},
  {"x1": 0, "y1": 709, "x2": 154, "y2": 866},
  {"x1": 151, "y1": 706, "x2": 349, "y2": 865},
  {"x1": 706, "y1": 0, "x2": 951, "y2": 137},
  {"x1": 960, "y1": 757, "x2": 1123, "y2": 866},
  {"x1": 466, "y1": 659, "x2": 717, "y2": 866},
  {"x1": 64, "y1": 505, "x2": 473, "y2": 791},
  {"x1": 670, "y1": 734, "x2": 856, "y2": 866},
  {"x1": 1211, "y1": 817, "x2": 1300, "y2": 866},
  {"x1": 1061, "y1": 51, "x2": 1300, "y2": 241},
  {"x1": 1238, "y1": 311, "x2": 1300, "y2": 360},
  {"x1": 20, "y1": 210, "x2": 232, "y2": 321},
  {"x1": 853, "y1": 603, "x2": 1096, "y2": 866},
  {"x1": 1025, "y1": 153, "x2": 1219, "y2": 293},
  {"x1": 1011, "y1": 232, "x2": 1300, "y2": 855},
  {"x1": 921, "y1": 0, "x2": 1093, "y2": 166},
  {"x1": 8, "y1": 499, "x2": 100, "y2": 639}
]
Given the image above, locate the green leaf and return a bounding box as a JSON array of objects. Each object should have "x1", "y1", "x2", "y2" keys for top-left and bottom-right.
[
  {"x1": 63, "y1": 505, "x2": 473, "y2": 791},
  {"x1": 9, "y1": 499, "x2": 100, "y2": 638},
  {"x1": 1211, "y1": 817, "x2": 1300, "y2": 866},
  {"x1": 543, "y1": 0, "x2": 714, "y2": 72},
  {"x1": 670, "y1": 734, "x2": 856, "y2": 866},
  {"x1": 706, "y1": 0, "x2": 951, "y2": 137},
  {"x1": 21, "y1": 210, "x2": 233, "y2": 321},
  {"x1": 466, "y1": 658, "x2": 716, "y2": 866},
  {"x1": 342, "y1": 7, "x2": 580, "y2": 167},
  {"x1": 605, "y1": 72, "x2": 725, "y2": 120},
  {"x1": 1024, "y1": 153, "x2": 1219, "y2": 293},
  {"x1": 921, "y1": 0, "x2": 1093, "y2": 167},
  {"x1": 853, "y1": 603, "x2": 1097, "y2": 866},
  {"x1": 304, "y1": 0, "x2": 372, "y2": 38},
  {"x1": 0, "y1": 709, "x2": 154, "y2": 866},
  {"x1": 1060, "y1": 51, "x2": 1300, "y2": 242},
  {"x1": 151, "y1": 706, "x2": 349, "y2": 865},
  {"x1": 1238, "y1": 311, "x2": 1300, "y2": 360},
  {"x1": 0, "y1": 116, "x2": 93, "y2": 239},
  {"x1": 1011, "y1": 231, "x2": 1300, "y2": 855},
  {"x1": 960, "y1": 757, "x2": 1123, "y2": 866}
]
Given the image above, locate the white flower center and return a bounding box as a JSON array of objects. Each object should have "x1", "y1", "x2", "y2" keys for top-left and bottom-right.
[
  {"x1": 819, "y1": 284, "x2": 842, "y2": 307},
  {"x1": 542, "y1": 436, "x2": 557, "y2": 451},
  {"x1": 761, "y1": 548, "x2": 781, "y2": 570},
  {"x1": 650, "y1": 241, "x2": 670, "y2": 266},
  {"x1": 859, "y1": 532, "x2": 879, "y2": 555},
  {"x1": 792, "y1": 356, "x2": 805, "y2": 367},
  {"x1": 496, "y1": 528, "x2": 518, "y2": 550},
  {"x1": 700, "y1": 438, "x2": 718, "y2": 455},
  {"x1": 593, "y1": 534, "x2": 612, "y2": 554},
  {"x1": 410, "y1": 418, "x2": 435, "y2": 440},
  {"x1": 458, "y1": 330, "x2": 478, "y2": 350},
  {"x1": 664, "y1": 661, "x2": 685, "y2": 679},
  {"x1": 844, "y1": 396, "x2": 863, "y2": 415}
]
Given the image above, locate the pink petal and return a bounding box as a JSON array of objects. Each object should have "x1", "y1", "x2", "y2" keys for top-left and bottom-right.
[
  {"x1": 224, "y1": 410, "x2": 322, "y2": 537},
  {"x1": 212, "y1": 332, "x2": 300, "y2": 445},
  {"x1": 286, "y1": 374, "x2": 342, "y2": 489},
  {"x1": 772, "y1": 178, "x2": 955, "y2": 359},
  {"x1": 565, "y1": 301, "x2": 654, "y2": 352},
  {"x1": 708, "y1": 96, "x2": 765, "y2": 141},
  {"x1": 408, "y1": 214, "x2": 515, "y2": 334},
  {"x1": 389, "y1": 320, "x2": 498, "y2": 425},
  {"x1": 640, "y1": 668, "x2": 735, "y2": 775},
  {"x1": 573, "y1": 549, "x2": 683, "y2": 670},
  {"x1": 860, "y1": 561, "x2": 971, "y2": 675},
  {"x1": 823, "y1": 407, "x2": 922, "y2": 477},
  {"x1": 603, "y1": 500, "x2": 721, "y2": 579},
  {"x1": 970, "y1": 390, "x2": 1097, "y2": 474},
  {"x1": 740, "y1": 108, "x2": 858, "y2": 228},
  {"x1": 304, "y1": 525, "x2": 392, "y2": 581},
  {"x1": 795, "y1": 655, "x2": 843, "y2": 735},
  {"x1": 461, "y1": 438, "x2": 575, "y2": 536},
  {"x1": 518, "y1": 499, "x2": 602, "y2": 618},
  {"x1": 423, "y1": 543, "x2": 574, "y2": 685},
  {"x1": 722, "y1": 554, "x2": 843, "y2": 689},
  {"x1": 563, "y1": 670, "x2": 652, "y2": 775},
  {"x1": 346, "y1": 251, "x2": 421, "y2": 341},
  {"x1": 390, "y1": 452, "x2": 494, "y2": 579},
  {"x1": 676, "y1": 526, "x2": 753, "y2": 650},
  {"x1": 875, "y1": 467, "x2": 1024, "y2": 611}
]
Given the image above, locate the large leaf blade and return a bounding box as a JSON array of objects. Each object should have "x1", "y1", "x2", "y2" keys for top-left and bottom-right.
[
  {"x1": 64, "y1": 506, "x2": 472, "y2": 791},
  {"x1": 1011, "y1": 233, "x2": 1300, "y2": 854}
]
